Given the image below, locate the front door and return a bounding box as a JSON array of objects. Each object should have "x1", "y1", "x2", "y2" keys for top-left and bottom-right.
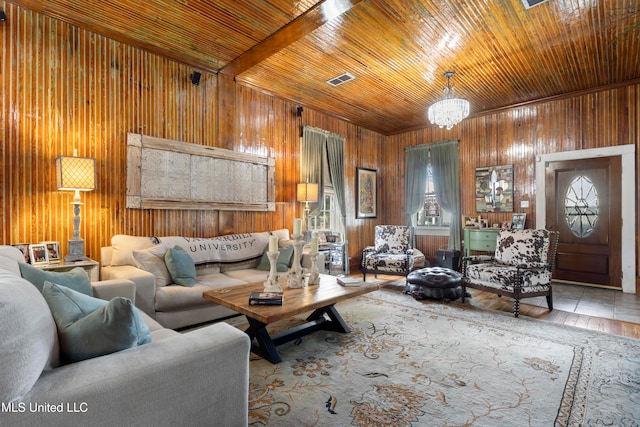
[{"x1": 545, "y1": 157, "x2": 622, "y2": 288}]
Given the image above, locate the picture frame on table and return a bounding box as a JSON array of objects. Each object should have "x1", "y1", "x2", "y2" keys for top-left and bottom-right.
[
  {"x1": 511, "y1": 213, "x2": 526, "y2": 230},
  {"x1": 12, "y1": 243, "x2": 31, "y2": 263},
  {"x1": 462, "y1": 214, "x2": 481, "y2": 229},
  {"x1": 356, "y1": 167, "x2": 377, "y2": 219},
  {"x1": 29, "y1": 244, "x2": 49, "y2": 265},
  {"x1": 41, "y1": 241, "x2": 61, "y2": 264}
]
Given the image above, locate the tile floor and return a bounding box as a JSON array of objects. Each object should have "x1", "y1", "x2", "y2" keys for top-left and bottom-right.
[{"x1": 524, "y1": 282, "x2": 640, "y2": 324}]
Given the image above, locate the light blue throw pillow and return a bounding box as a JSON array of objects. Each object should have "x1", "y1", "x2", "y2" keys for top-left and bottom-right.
[
  {"x1": 19, "y1": 263, "x2": 93, "y2": 296},
  {"x1": 256, "y1": 244, "x2": 294, "y2": 272},
  {"x1": 164, "y1": 246, "x2": 196, "y2": 287},
  {"x1": 42, "y1": 281, "x2": 151, "y2": 364}
]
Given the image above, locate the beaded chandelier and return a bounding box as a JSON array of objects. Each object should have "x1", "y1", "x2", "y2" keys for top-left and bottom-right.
[{"x1": 428, "y1": 71, "x2": 470, "y2": 130}]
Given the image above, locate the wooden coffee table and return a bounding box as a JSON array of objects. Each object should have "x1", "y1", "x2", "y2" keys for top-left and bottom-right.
[{"x1": 202, "y1": 274, "x2": 378, "y2": 363}]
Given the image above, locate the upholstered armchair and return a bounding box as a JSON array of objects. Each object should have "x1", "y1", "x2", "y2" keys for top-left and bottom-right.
[
  {"x1": 462, "y1": 228, "x2": 559, "y2": 317},
  {"x1": 361, "y1": 225, "x2": 415, "y2": 282}
]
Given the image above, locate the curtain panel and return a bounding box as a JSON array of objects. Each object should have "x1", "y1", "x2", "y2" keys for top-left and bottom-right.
[
  {"x1": 405, "y1": 139, "x2": 461, "y2": 251},
  {"x1": 301, "y1": 126, "x2": 346, "y2": 237}
]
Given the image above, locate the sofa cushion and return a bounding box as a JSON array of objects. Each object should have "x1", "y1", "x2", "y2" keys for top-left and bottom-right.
[
  {"x1": 159, "y1": 232, "x2": 270, "y2": 264},
  {"x1": 154, "y1": 273, "x2": 248, "y2": 312},
  {"x1": 0, "y1": 254, "x2": 22, "y2": 276},
  {"x1": 374, "y1": 225, "x2": 411, "y2": 254},
  {"x1": 0, "y1": 269, "x2": 58, "y2": 402},
  {"x1": 219, "y1": 257, "x2": 261, "y2": 273},
  {"x1": 223, "y1": 268, "x2": 276, "y2": 284},
  {"x1": 256, "y1": 244, "x2": 294, "y2": 272},
  {"x1": 0, "y1": 246, "x2": 26, "y2": 275},
  {"x1": 465, "y1": 263, "x2": 552, "y2": 293},
  {"x1": 19, "y1": 263, "x2": 93, "y2": 295},
  {"x1": 111, "y1": 235, "x2": 158, "y2": 266},
  {"x1": 42, "y1": 281, "x2": 152, "y2": 364},
  {"x1": 133, "y1": 246, "x2": 172, "y2": 287},
  {"x1": 494, "y1": 229, "x2": 550, "y2": 266},
  {"x1": 165, "y1": 246, "x2": 196, "y2": 287}
]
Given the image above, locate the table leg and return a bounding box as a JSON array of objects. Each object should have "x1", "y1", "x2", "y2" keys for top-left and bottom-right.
[
  {"x1": 244, "y1": 304, "x2": 351, "y2": 364},
  {"x1": 245, "y1": 317, "x2": 282, "y2": 364},
  {"x1": 306, "y1": 305, "x2": 350, "y2": 333}
]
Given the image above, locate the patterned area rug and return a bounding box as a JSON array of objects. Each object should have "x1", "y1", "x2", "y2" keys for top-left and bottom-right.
[{"x1": 228, "y1": 285, "x2": 640, "y2": 426}]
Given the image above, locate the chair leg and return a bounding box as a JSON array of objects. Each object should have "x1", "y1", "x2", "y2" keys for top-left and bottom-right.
[
  {"x1": 513, "y1": 299, "x2": 520, "y2": 318},
  {"x1": 546, "y1": 289, "x2": 553, "y2": 311}
]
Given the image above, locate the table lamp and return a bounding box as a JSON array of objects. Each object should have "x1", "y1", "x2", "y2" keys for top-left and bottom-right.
[
  {"x1": 297, "y1": 181, "x2": 318, "y2": 241},
  {"x1": 55, "y1": 151, "x2": 96, "y2": 262}
]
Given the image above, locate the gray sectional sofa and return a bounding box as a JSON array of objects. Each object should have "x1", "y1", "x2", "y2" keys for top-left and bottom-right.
[
  {"x1": 0, "y1": 245, "x2": 250, "y2": 427},
  {"x1": 101, "y1": 229, "x2": 320, "y2": 330}
]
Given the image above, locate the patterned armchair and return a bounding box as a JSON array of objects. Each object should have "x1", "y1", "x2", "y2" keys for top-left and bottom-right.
[
  {"x1": 361, "y1": 225, "x2": 415, "y2": 282},
  {"x1": 462, "y1": 229, "x2": 559, "y2": 317}
]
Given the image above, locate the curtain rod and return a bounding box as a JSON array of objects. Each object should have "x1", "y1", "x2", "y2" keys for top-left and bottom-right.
[
  {"x1": 303, "y1": 125, "x2": 331, "y2": 135},
  {"x1": 405, "y1": 138, "x2": 459, "y2": 152}
]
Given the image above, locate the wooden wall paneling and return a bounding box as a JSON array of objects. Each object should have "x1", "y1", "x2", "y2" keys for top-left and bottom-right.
[
  {"x1": 390, "y1": 84, "x2": 640, "y2": 272},
  {"x1": 2, "y1": 4, "x2": 639, "y2": 284},
  {"x1": 217, "y1": 73, "x2": 236, "y2": 150}
]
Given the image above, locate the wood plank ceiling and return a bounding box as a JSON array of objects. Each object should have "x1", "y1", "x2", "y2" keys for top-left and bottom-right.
[{"x1": 7, "y1": 0, "x2": 640, "y2": 135}]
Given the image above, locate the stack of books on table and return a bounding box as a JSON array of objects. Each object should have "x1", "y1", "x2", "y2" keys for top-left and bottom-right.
[
  {"x1": 249, "y1": 291, "x2": 284, "y2": 305},
  {"x1": 336, "y1": 276, "x2": 363, "y2": 287}
]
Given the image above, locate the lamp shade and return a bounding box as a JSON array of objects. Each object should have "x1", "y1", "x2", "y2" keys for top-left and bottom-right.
[
  {"x1": 55, "y1": 156, "x2": 96, "y2": 191},
  {"x1": 297, "y1": 182, "x2": 318, "y2": 203}
]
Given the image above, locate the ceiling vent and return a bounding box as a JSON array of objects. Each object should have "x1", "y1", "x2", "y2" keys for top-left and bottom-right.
[
  {"x1": 521, "y1": 0, "x2": 548, "y2": 9},
  {"x1": 327, "y1": 72, "x2": 355, "y2": 87}
]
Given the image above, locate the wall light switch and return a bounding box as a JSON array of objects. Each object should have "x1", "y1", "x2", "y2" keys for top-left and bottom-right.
[{"x1": 520, "y1": 200, "x2": 530, "y2": 208}]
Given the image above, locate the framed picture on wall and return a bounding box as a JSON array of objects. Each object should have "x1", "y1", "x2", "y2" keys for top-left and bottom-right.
[
  {"x1": 41, "y1": 241, "x2": 61, "y2": 264},
  {"x1": 29, "y1": 244, "x2": 49, "y2": 265},
  {"x1": 356, "y1": 167, "x2": 377, "y2": 218},
  {"x1": 475, "y1": 164, "x2": 514, "y2": 213}
]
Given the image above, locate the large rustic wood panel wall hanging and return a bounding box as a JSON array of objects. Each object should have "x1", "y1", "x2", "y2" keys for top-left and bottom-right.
[{"x1": 126, "y1": 133, "x2": 275, "y2": 211}]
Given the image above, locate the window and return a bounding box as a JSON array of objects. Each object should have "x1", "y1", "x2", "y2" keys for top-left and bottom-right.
[
  {"x1": 311, "y1": 189, "x2": 338, "y2": 232},
  {"x1": 416, "y1": 164, "x2": 451, "y2": 235}
]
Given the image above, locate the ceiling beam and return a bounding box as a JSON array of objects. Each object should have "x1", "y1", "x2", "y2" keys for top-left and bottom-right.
[{"x1": 220, "y1": 0, "x2": 362, "y2": 77}]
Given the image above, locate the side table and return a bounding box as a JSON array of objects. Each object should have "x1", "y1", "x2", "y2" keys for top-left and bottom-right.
[
  {"x1": 34, "y1": 258, "x2": 100, "y2": 281},
  {"x1": 319, "y1": 241, "x2": 349, "y2": 275}
]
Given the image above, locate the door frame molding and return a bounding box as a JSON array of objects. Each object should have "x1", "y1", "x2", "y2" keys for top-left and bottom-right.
[{"x1": 535, "y1": 144, "x2": 635, "y2": 293}]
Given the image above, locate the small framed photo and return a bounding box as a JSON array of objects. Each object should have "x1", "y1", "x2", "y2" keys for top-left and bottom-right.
[
  {"x1": 462, "y1": 214, "x2": 480, "y2": 229},
  {"x1": 41, "y1": 241, "x2": 61, "y2": 264},
  {"x1": 511, "y1": 213, "x2": 526, "y2": 230},
  {"x1": 315, "y1": 231, "x2": 327, "y2": 244},
  {"x1": 29, "y1": 244, "x2": 49, "y2": 265},
  {"x1": 479, "y1": 218, "x2": 489, "y2": 228},
  {"x1": 502, "y1": 221, "x2": 511, "y2": 229},
  {"x1": 12, "y1": 243, "x2": 31, "y2": 263},
  {"x1": 356, "y1": 167, "x2": 377, "y2": 219}
]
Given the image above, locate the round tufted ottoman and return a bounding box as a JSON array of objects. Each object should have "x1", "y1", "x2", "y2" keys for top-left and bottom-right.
[{"x1": 405, "y1": 267, "x2": 464, "y2": 301}]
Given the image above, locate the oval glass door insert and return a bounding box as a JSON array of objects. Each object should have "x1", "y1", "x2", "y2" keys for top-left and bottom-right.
[{"x1": 565, "y1": 175, "x2": 599, "y2": 237}]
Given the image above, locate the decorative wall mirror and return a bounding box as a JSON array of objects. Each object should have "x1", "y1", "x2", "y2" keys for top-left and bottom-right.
[{"x1": 475, "y1": 164, "x2": 514, "y2": 213}]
